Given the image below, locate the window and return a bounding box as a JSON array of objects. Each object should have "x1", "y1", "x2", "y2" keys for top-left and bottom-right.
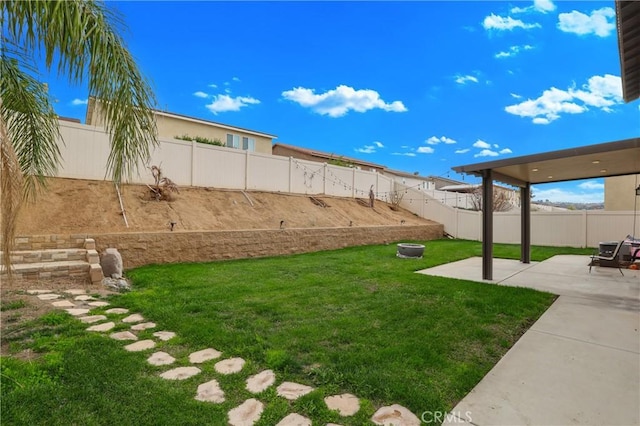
[
  {"x1": 242, "y1": 137, "x2": 256, "y2": 152},
  {"x1": 227, "y1": 134, "x2": 255, "y2": 151},
  {"x1": 226, "y1": 134, "x2": 240, "y2": 149}
]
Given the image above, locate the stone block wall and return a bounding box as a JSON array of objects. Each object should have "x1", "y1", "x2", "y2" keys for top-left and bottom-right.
[{"x1": 92, "y1": 225, "x2": 444, "y2": 270}]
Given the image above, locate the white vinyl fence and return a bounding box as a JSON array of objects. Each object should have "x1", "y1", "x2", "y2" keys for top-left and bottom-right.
[
  {"x1": 396, "y1": 184, "x2": 639, "y2": 248},
  {"x1": 56, "y1": 121, "x2": 393, "y2": 199},
  {"x1": 55, "y1": 121, "x2": 638, "y2": 248}
]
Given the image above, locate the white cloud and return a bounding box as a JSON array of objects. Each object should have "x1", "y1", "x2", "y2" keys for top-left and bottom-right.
[
  {"x1": 232, "y1": 76, "x2": 241, "y2": 82},
  {"x1": 426, "y1": 136, "x2": 456, "y2": 145},
  {"x1": 557, "y1": 8, "x2": 615, "y2": 37},
  {"x1": 578, "y1": 180, "x2": 604, "y2": 190},
  {"x1": 511, "y1": 0, "x2": 556, "y2": 14},
  {"x1": 208, "y1": 83, "x2": 218, "y2": 88},
  {"x1": 355, "y1": 141, "x2": 384, "y2": 154},
  {"x1": 531, "y1": 186, "x2": 603, "y2": 203},
  {"x1": 499, "y1": 148, "x2": 513, "y2": 154},
  {"x1": 455, "y1": 75, "x2": 479, "y2": 85},
  {"x1": 495, "y1": 44, "x2": 534, "y2": 58},
  {"x1": 193, "y1": 91, "x2": 209, "y2": 98},
  {"x1": 455, "y1": 149, "x2": 470, "y2": 154},
  {"x1": 417, "y1": 146, "x2": 435, "y2": 154},
  {"x1": 482, "y1": 14, "x2": 541, "y2": 31},
  {"x1": 392, "y1": 152, "x2": 417, "y2": 157},
  {"x1": 505, "y1": 74, "x2": 623, "y2": 124},
  {"x1": 70, "y1": 98, "x2": 88, "y2": 106},
  {"x1": 205, "y1": 94, "x2": 260, "y2": 114},
  {"x1": 510, "y1": 93, "x2": 522, "y2": 99},
  {"x1": 355, "y1": 145, "x2": 377, "y2": 154},
  {"x1": 475, "y1": 149, "x2": 499, "y2": 158},
  {"x1": 281, "y1": 85, "x2": 407, "y2": 117},
  {"x1": 473, "y1": 140, "x2": 491, "y2": 149}
]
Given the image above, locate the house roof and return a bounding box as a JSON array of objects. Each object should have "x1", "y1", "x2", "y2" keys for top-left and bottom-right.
[
  {"x1": 616, "y1": 0, "x2": 640, "y2": 102},
  {"x1": 452, "y1": 138, "x2": 640, "y2": 187},
  {"x1": 272, "y1": 142, "x2": 387, "y2": 169},
  {"x1": 154, "y1": 110, "x2": 277, "y2": 139}
]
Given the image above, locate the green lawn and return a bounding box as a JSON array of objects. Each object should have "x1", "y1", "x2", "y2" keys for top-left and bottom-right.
[{"x1": 1, "y1": 240, "x2": 592, "y2": 425}]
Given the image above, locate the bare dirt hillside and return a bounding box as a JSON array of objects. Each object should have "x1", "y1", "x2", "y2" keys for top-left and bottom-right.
[{"x1": 16, "y1": 178, "x2": 433, "y2": 235}]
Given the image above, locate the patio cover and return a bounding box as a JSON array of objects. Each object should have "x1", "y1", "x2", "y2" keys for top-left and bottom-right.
[
  {"x1": 452, "y1": 138, "x2": 640, "y2": 280},
  {"x1": 617, "y1": 0, "x2": 640, "y2": 102}
]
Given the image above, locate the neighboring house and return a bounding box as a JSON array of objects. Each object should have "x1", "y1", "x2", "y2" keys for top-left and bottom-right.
[
  {"x1": 604, "y1": 174, "x2": 640, "y2": 210},
  {"x1": 272, "y1": 143, "x2": 386, "y2": 173},
  {"x1": 383, "y1": 169, "x2": 434, "y2": 190},
  {"x1": 85, "y1": 98, "x2": 276, "y2": 154}
]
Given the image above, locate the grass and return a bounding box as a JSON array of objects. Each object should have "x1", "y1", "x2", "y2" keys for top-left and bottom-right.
[{"x1": 1, "y1": 239, "x2": 592, "y2": 425}]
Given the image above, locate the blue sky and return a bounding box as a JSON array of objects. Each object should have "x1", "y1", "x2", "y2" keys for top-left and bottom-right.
[{"x1": 45, "y1": 0, "x2": 639, "y2": 203}]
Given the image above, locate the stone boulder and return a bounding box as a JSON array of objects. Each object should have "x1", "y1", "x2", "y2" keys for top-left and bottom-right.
[{"x1": 100, "y1": 248, "x2": 123, "y2": 279}]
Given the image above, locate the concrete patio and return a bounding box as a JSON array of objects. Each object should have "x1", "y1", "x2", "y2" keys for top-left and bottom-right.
[{"x1": 417, "y1": 255, "x2": 639, "y2": 426}]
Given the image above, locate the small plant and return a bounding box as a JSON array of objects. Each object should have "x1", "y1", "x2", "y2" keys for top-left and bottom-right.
[
  {"x1": 389, "y1": 190, "x2": 405, "y2": 211},
  {"x1": 175, "y1": 134, "x2": 225, "y2": 147},
  {"x1": 0, "y1": 299, "x2": 27, "y2": 311},
  {"x1": 148, "y1": 165, "x2": 179, "y2": 201},
  {"x1": 175, "y1": 134, "x2": 193, "y2": 141}
]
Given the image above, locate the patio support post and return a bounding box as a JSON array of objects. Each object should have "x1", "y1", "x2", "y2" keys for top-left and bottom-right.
[
  {"x1": 521, "y1": 183, "x2": 531, "y2": 264},
  {"x1": 482, "y1": 170, "x2": 493, "y2": 280}
]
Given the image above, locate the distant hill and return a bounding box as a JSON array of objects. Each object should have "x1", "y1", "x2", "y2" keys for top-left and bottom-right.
[{"x1": 532, "y1": 201, "x2": 604, "y2": 211}]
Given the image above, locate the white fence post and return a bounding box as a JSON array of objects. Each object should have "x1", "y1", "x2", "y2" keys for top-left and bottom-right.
[
  {"x1": 288, "y1": 156, "x2": 293, "y2": 194},
  {"x1": 191, "y1": 141, "x2": 197, "y2": 186}
]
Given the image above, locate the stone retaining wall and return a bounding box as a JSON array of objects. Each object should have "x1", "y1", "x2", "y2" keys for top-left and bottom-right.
[{"x1": 92, "y1": 225, "x2": 444, "y2": 270}]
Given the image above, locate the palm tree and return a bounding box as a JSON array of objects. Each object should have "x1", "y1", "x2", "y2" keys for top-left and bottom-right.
[{"x1": 1, "y1": 0, "x2": 157, "y2": 276}]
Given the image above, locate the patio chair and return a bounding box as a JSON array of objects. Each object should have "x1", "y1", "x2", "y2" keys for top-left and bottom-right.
[{"x1": 589, "y1": 240, "x2": 624, "y2": 276}]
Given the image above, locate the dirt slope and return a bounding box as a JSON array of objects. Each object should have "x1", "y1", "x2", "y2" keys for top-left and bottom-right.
[{"x1": 16, "y1": 178, "x2": 433, "y2": 235}]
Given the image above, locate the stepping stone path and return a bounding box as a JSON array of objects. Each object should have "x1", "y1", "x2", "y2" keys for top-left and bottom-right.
[
  {"x1": 160, "y1": 366, "x2": 201, "y2": 380},
  {"x1": 110, "y1": 331, "x2": 138, "y2": 341},
  {"x1": 106, "y1": 308, "x2": 129, "y2": 314},
  {"x1": 246, "y1": 369, "x2": 276, "y2": 393},
  {"x1": 325, "y1": 393, "x2": 360, "y2": 416},
  {"x1": 147, "y1": 351, "x2": 176, "y2": 366},
  {"x1": 228, "y1": 398, "x2": 264, "y2": 426},
  {"x1": 277, "y1": 382, "x2": 314, "y2": 400},
  {"x1": 27, "y1": 289, "x2": 421, "y2": 425},
  {"x1": 214, "y1": 357, "x2": 245, "y2": 374},
  {"x1": 80, "y1": 315, "x2": 107, "y2": 324},
  {"x1": 189, "y1": 348, "x2": 222, "y2": 363},
  {"x1": 277, "y1": 413, "x2": 311, "y2": 426},
  {"x1": 124, "y1": 340, "x2": 155, "y2": 352},
  {"x1": 131, "y1": 322, "x2": 156, "y2": 331},
  {"x1": 195, "y1": 379, "x2": 225, "y2": 403},
  {"x1": 153, "y1": 331, "x2": 176, "y2": 341}
]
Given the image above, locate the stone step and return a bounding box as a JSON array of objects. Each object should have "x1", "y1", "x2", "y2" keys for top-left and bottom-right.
[
  {"x1": 1, "y1": 248, "x2": 87, "y2": 264},
  {"x1": 0, "y1": 260, "x2": 91, "y2": 281}
]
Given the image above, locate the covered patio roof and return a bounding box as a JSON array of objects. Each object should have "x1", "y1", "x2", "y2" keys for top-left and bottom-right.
[
  {"x1": 452, "y1": 138, "x2": 640, "y2": 280},
  {"x1": 617, "y1": 0, "x2": 640, "y2": 102},
  {"x1": 453, "y1": 138, "x2": 640, "y2": 187}
]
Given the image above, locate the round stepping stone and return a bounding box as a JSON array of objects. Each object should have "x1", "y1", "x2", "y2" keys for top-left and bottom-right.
[
  {"x1": 214, "y1": 357, "x2": 245, "y2": 374},
  {"x1": 189, "y1": 348, "x2": 222, "y2": 364},
  {"x1": 27, "y1": 289, "x2": 53, "y2": 295},
  {"x1": 105, "y1": 308, "x2": 129, "y2": 314},
  {"x1": 325, "y1": 393, "x2": 360, "y2": 417},
  {"x1": 79, "y1": 315, "x2": 107, "y2": 324},
  {"x1": 159, "y1": 366, "x2": 201, "y2": 380},
  {"x1": 276, "y1": 382, "x2": 314, "y2": 400},
  {"x1": 131, "y1": 322, "x2": 156, "y2": 331},
  {"x1": 66, "y1": 308, "x2": 90, "y2": 316},
  {"x1": 246, "y1": 369, "x2": 276, "y2": 394},
  {"x1": 110, "y1": 331, "x2": 138, "y2": 341},
  {"x1": 276, "y1": 413, "x2": 311, "y2": 426},
  {"x1": 51, "y1": 300, "x2": 76, "y2": 308},
  {"x1": 86, "y1": 322, "x2": 115, "y2": 332},
  {"x1": 195, "y1": 379, "x2": 225, "y2": 403},
  {"x1": 38, "y1": 293, "x2": 60, "y2": 300},
  {"x1": 153, "y1": 331, "x2": 176, "y2": 341},
  {"x1": 74, "y1": 295, "x2": 95, "y2": 301},
  {"x1": 124, "y1": 339, "x2": 155, "y2": 352},
  {"x1": 122, "y1": 314, "x2": 144, "y2": 323},
  {"x1": 371, "y1": 404, "x2": 421, "y2": 426},
  {"x1": 147, "y1": 351, "x2": 176, "y2": 366},
  {"x1": 64, "y1": 289, "x2": 87, "y2": 295},
  {"x1": 228, "y1": 398, "x2": 264, "y2": 426},
  {"x1": 88, "y1": 301, "x2": 110, "y2": 307}
]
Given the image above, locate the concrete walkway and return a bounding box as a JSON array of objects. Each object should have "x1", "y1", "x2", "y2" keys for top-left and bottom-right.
[{"x1": 418, "y1": 255, "x2": 640, "y2": 426}]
